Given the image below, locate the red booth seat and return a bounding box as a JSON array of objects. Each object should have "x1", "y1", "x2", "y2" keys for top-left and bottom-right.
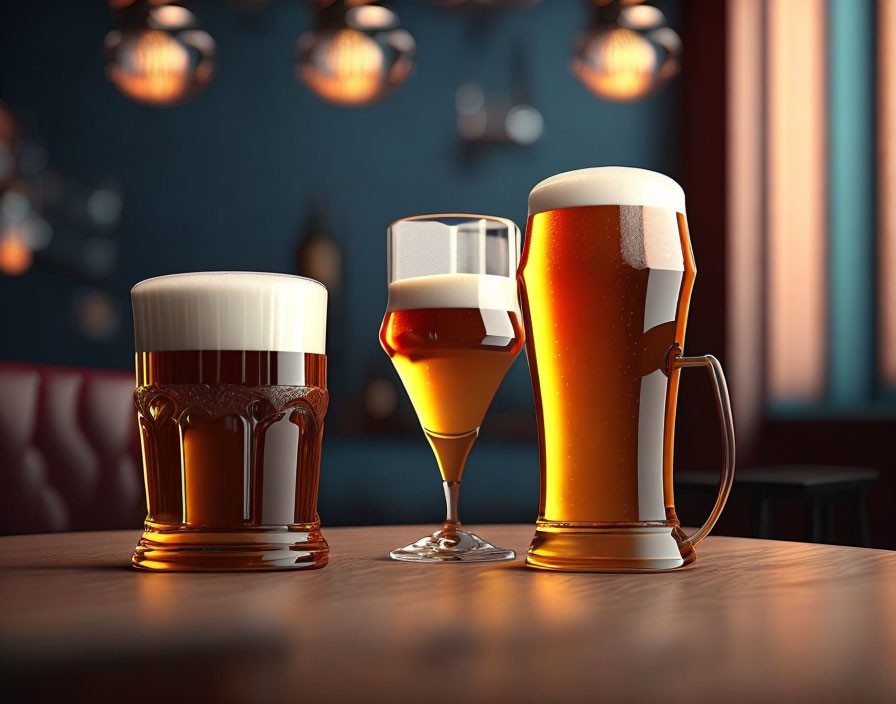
[{"x1": 0, "y1": 361, "x2": 143, "y2": 536}]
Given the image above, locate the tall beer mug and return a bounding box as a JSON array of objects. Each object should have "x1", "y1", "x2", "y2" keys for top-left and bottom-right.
[{"x1": 519, "y1": 167, "x2": 735, "y2": 571}]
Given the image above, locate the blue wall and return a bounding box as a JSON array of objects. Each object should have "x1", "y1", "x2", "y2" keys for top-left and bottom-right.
[{"x1": 0, "y1": 0, "x2": 681, "y2": 524}]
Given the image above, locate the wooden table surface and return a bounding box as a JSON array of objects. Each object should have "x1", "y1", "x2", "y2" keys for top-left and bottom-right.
[{"x1": 2, "y1": 526, "x2": 896, "y2": 704}]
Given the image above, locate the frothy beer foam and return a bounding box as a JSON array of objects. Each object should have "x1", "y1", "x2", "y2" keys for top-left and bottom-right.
[
  {"x1": 132, "y1": 272, "x2": 327, "y2": 354},
  {"x1": 528, "y1": 167, "x2": 686, "y2": 216},
  {"x1": 386, "y1": 273, "x2": 520, "y2": 314}
]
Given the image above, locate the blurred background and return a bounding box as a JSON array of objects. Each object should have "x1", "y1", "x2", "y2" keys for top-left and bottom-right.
[{"x1": 1, "y1": 0, "x2": 893, "y2": 547}]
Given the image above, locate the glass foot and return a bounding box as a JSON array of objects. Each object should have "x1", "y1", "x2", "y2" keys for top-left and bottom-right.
[
  {"x1": 526, "y1": 522, "x2": 695, "y2": 572},
  {"x1": 132, "y1": 523, "x2": 329, "y2": 571},
  {"x1": 390, "y1": 528, "x2": 516, "y2": 563}
]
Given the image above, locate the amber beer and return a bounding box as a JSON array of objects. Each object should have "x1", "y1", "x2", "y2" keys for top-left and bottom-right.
[
  {"x1": 520, "y1": 167, "x2": 735, "y2": 571},
  {"x1": 380, "y1": 274, "x2": 524, "y2": 482},
  {"x1": 130, "y1": 272, "x2": 329, "y2": 571}
]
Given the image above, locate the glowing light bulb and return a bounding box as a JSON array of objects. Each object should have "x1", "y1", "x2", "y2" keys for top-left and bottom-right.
[
  {"x1": 572, "y1": 1, "x2": 681, "y2": 104},
  {"x1": 105, "y1": 3, "x2": 216, "y2": 106},
  {"x1": 108, "y1": 30, "x2": 192, "y2": 104},
  {"x1": 301, "y1": 29, "x2": 385, "y2": 106},
  {"x1": 297, "y1": 4, "x2": 415, "y2": 107},
  {"x1": 573, "y1": 28, "x2": 659, "y2": 102}
]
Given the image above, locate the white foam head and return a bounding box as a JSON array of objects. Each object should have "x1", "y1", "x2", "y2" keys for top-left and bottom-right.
[
  {"x1": 386, "y1": 273, "x2": 520, "y2": 314},
  {"x1": 132, "y1": 272, "x2": 327, "y2": 354},
  {"x1": 528, "y1": 167, "x2": 686, "y2": 216}
]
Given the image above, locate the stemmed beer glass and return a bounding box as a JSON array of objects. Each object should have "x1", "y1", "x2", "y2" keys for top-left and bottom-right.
[{"x1": 380, "y1": 214, "x2": 524, "y2": 562}]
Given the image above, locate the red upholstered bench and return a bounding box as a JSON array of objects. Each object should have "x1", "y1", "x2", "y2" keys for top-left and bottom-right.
[{"x1": 0, "y1": 361, "x2": 143, "y2": 535}]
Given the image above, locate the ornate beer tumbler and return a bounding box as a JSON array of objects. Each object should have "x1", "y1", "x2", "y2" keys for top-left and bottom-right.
[{"x1": 131, "y1": 272, "x2": 329, "y2": 571}]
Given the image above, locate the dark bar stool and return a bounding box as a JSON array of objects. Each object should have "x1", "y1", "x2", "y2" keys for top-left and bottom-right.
[{"x1": 676, "y1": 466, "x2": 879, "y2": 546}]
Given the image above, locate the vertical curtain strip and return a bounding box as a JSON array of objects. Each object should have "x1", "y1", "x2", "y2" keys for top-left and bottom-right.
[
  {"x1": 879, "y1": 0, "x2": 896, "y2": 390},
  {"x1": 765, "y1": 0, "x2": 828, "y2": 404},
  {"x1": 829, "y1": 0, "x2": 875, "y2": 405},
  {"x1": 726, "y1": 0, "x2": 765, "y2": 439}
]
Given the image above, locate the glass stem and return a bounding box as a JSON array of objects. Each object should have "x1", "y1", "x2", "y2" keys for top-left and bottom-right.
[{"x1": 442, "y1": 480, "x2": 461, "y2": 535}]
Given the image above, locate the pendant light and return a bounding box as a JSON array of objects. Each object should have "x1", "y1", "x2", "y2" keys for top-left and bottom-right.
[
  {"x1": 572, "y1": 0, "x2": 681, "y2": 102},
  {"x1": 105, "y1": 1, "x2": 217, "y2": 106},
  {"x1": 297, "y1": 1, "x2": 415, "y2": 107}
]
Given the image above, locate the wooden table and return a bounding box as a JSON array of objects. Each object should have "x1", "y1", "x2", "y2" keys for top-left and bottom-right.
[{"x1": 2, "y1": 526, "x2": 895, "y2": 704}]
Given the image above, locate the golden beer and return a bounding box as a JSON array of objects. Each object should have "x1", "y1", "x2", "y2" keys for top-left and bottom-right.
[
  {"x1": 520, "y1": 168, "x2": 735, "y2": 571},
  {"x1": 381, "y1": 304, "x2": 524, "y2": 481}
]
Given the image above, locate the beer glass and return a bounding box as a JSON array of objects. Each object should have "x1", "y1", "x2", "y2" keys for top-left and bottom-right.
[
  {"x1": 131, "y1": 272, "x2": 329, "y2": 571},
  {"x1": 520, "y1": 168, "x2": 735, "y2": 571},
  {"x1": 380, "y1": 214, "x2": 524, "y2": 562}
]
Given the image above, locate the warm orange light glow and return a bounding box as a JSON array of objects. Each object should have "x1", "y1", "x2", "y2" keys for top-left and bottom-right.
[
  {"x1": 573, "y1": 28, "x2": 658, "y2": 102},
  {"x1": 0, "y1": 228, "x2": 32, "y2": 276},
  {"x1": 880, "y1": 0, "x2": 896, "y2": 385},
  {"x1": 766, "y1": 0, "x2": 827, "y2": 401},
  {"x1": 301, "y1": 29, "x2": 385, "y2": 106},
  {"x1": 108, "y1": 30, "x2": 192, "y2": 105},
  {"x1": 726, "y1": 0, "x2": 764, "y2": 438}
]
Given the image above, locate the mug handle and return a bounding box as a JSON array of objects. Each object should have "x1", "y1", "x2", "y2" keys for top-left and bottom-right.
[{"x1": 670, "y1": 349, "x2": 737, "y2": 547}]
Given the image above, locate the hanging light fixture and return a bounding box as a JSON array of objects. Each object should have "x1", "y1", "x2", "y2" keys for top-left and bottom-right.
[
  {"x1": 297, "y1": 1, "x2": 415, "y2": 107},
  {"x1": 572, "y1": 0, "x2": 681, "y2": 102},
  {"x1": 105, "y1": 1, "x2": 217, "y2": 106}
]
